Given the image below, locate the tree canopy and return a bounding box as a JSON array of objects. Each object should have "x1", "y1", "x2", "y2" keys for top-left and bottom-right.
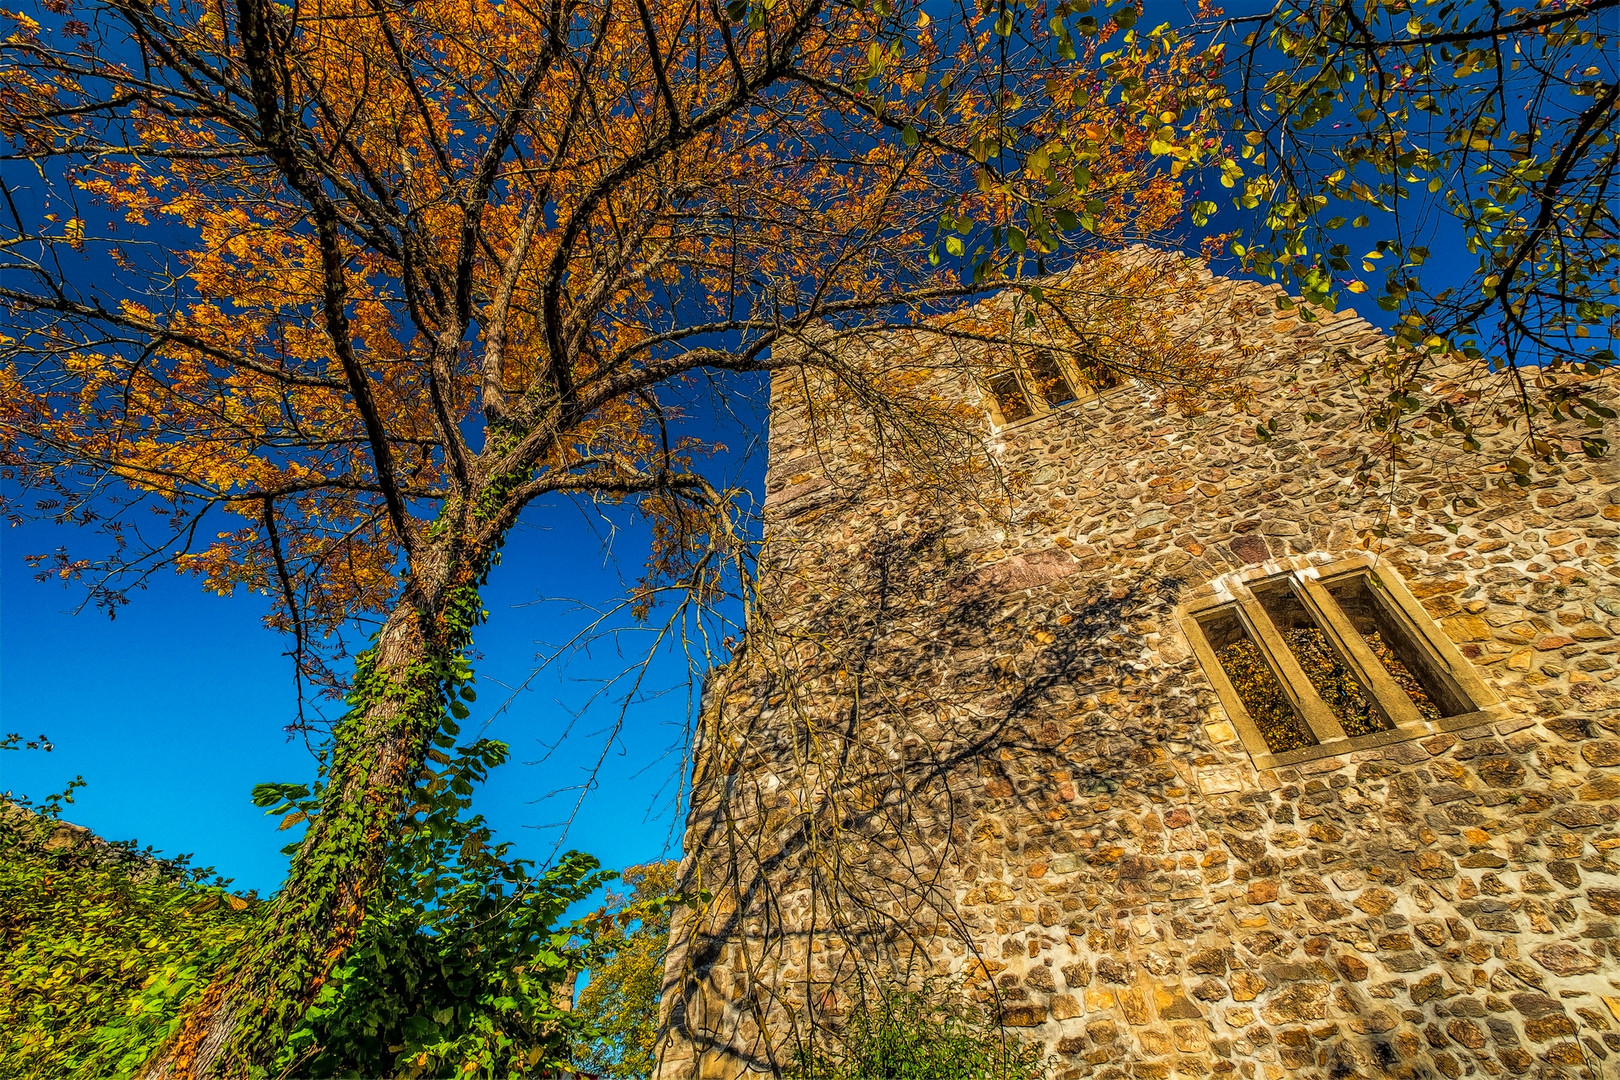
[
  {"x1": 1186, "y1": 0, "x2": 1616, "y2": 474},
  {"x1": 571, "y1": 859, "x2": 681, "y2": 1079}
]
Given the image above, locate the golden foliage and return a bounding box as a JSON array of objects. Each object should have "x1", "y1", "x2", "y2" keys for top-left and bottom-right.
[{"x1": 1, "y1": 0, "x2": 1224, "y2": 690}]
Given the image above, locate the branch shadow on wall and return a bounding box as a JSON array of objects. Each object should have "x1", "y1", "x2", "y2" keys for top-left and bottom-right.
[{"x1": 662, "y1": 523, "x2": 1197, "y2": 1075}]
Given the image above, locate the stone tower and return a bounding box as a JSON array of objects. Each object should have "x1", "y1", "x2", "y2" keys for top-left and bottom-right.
[{"x1": 655, "y1": 253, "x2": 1620, "y2": 1080}]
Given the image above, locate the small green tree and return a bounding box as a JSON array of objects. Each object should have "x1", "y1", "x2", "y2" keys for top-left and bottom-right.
[
  {"x1": 795, "y1": 981, "x2": 1048, "y2": 1080},
  {"x1": 571, "y1": 860, "x2": 681, "y2": 1079}
]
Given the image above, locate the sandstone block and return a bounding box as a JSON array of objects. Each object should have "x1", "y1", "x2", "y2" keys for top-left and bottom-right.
[
  {"x1": 1304, "y1": 897, "x2": 1351, "y2": 921},
  {"x1": 1446, "y1": 1018, "x2": 1486, "y2": 1049},
  {"x1": 1246, "y1": 879, "x2": 1279, "y2": 904},
  {"x1": 1086, "y1": 1019, "x2": 1118, "y2": 1044},
  {"x1": 1188, "y1": 947, "x2": 1229, "y2": 975},
  {"x1": 1413, "y1": 850, "x2": 1457, "y2": 878},
  {"x1": 1509, "y1": 992, "x2": 1563, "y2": 1018},
  {"x1": 1529, "y1": 942, "x2": 1600, "y2": 976},
  {"x1": 1581, "y1": 740, "x2": 1620, "y2": 767},
  {"x1": 1354, "y1": 886, "x2": 1399, "y2": 915},
  {"x1": 1475, "y1": 756, "x2": 1527, "y2": 787},
  {"x1": 1154, "y1": 986, "x2": 1203, "y2": 1020},
  {"x1": 1336, "y1": 955, "x2": 1369, "y2": 981},
  {"x1": 1410, "y1": 973, "x2": 1451, "y2": 1004},
  {"x1": 1230, "y1": 970, "x2": 1267, "y2": 1002},
  {"x1": 1413, "y1": 921, "x2": 1447, "y2": 947},
  {"x1": 1552, "y1": 805, "x2": 1602, "y2": 828},
  {"x1": 1050, "y1": 994, "x2": 1081, "y2": 1020},
  {"x1": 1588, "y1": 887, "x2": 1620, "y2": 914},
  {"x1": 1445, "y1": 615, "x2": 1493, "y2": 642},
  {"x1": 1523, "y1": 1013, "x2": 1577, "y2": 1041},
  {"x1": 1349, "y1": 1008, "x2": 1397, "y2": 1034},
  {"x1": 1580, "y1": 775, "x2": 1620, "y2": 800}
]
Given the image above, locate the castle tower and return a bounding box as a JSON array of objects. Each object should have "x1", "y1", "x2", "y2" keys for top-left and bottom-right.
[{"x1": 656, "y1": 255, "x2": 1620, "y2": 1080}]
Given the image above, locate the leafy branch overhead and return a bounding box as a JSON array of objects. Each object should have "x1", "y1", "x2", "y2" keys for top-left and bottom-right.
[
  {"x1": 1192, "y1": 0, "x2": 1615, "y2": 466},
  {"x1": 1209, "y1": 0, "x2": 1615, "y2": 363}
]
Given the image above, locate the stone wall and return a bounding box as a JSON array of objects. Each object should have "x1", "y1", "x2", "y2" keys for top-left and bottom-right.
[{"x1": 655, "y1": 256, "x2": 1620, "y2": 1080}]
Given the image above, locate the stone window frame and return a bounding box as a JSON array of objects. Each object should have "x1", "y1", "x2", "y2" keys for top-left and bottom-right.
[
  {"x1": 982, "y1": 346, "x2": 1123, "y2": 428},
  {"x1": 1178, "y1": 553, "x2": 1504, "y2": 770}
]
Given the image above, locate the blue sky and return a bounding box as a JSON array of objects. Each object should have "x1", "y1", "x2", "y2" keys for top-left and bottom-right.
[{"x1": 2, "y1": 412, "x2": 766, "y2": 894}]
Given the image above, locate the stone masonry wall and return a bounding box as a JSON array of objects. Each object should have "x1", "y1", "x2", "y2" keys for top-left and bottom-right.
[{"x1": 656, "y1": 258, "x2": 1620, "y2": 1080}]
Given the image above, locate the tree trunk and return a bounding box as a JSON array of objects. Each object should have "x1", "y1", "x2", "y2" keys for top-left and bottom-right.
[{"x1": 139, "y1": 548, "x2": 466, "y2": 1079}]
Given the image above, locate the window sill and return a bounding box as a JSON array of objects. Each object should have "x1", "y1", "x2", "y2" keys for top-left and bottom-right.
[{"x1": 1246, "y1": 707, "x2": 1503, "y2": 771}]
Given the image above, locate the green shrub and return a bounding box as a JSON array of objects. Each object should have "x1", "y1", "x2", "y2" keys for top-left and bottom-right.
[
  {"x1": 794, "y1": 980, "x2": 1048, "y2": 1080},
  {"x1": 0, "y1": 800, "x2": 260, "y2": 1077}
]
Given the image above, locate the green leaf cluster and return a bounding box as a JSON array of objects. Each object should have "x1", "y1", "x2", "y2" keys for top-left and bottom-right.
[
  {"x1": 1204, "y1": 0, "x2": 1615, "y2": 383},
  {"x1": 262, "y1": 734, "x2": 612, "y2": 1079}
]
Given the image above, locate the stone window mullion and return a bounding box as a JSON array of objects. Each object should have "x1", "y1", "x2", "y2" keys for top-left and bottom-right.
[
  {"x1": 1291, "y1": 575, "x2": 1426, "y2": 729},
  {"x1": 1182, "y1": 555, "x2": 1504, "y2": 767},
  {"x1": 1177, "y1": 612, "x2": 1277, "y2": 756},
  {"x1": 984, "y1": 347, "x2": 1123, "y2": 428},
  {"x1": 1233, "y1": 596, "x2": 1349, "y2": 744},
  {"x1": 1333, "y1": 568, "x2": 1501, "y2": 713}
]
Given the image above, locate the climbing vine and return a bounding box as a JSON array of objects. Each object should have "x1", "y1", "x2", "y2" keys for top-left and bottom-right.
[
  {"x1": 213, "y1": 538, "x2": 612, "y2": 1077},
  {"x1": 257, "y1": 736, "x2": 608, "y2": 1078}
]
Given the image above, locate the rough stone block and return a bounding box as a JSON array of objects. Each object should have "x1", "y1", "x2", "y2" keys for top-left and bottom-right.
[
  {"x1": 1528, "y1": 943, "x2": 1599, "y2": 976},
  {"x1": 1582, "y1": 741, "x2": 1620, "y2": 767},
  {"x1": 1000, "y1": 1004, "x2": 1047, "y2": 1027},
  {"x1": 1523, "y1": 1014, "x2": 1577, "y2": 1042},
  {"x1": 1230, "y1": 971, "x2": 1267, "y2": 1002},
  {"x1": 1051, "y1": 994, "x2": 1081, "y2": 1020},
  {"x1": 1246, "y1": 879, "x2": 1279, "y2": 904}
]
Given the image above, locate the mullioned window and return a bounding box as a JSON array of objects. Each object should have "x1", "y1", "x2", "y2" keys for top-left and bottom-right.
[
  {"x1": 1179, "y1": 555, "x2": 1501, "y2": 768},
  {"x1": 984, "y1": 348, "x2": 1120, "y2": 426}
]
